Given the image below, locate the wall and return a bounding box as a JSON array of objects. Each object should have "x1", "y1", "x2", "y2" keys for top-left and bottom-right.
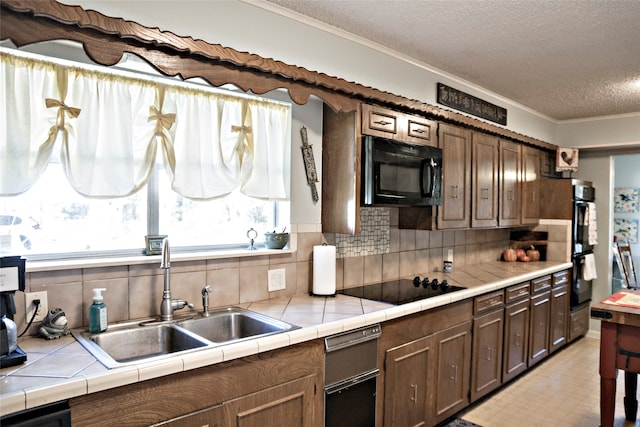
[
  {"x1": 614, "y1": 154, "x2": 640, "y2": 284},
  {"x1": 556, "y1": 114, "x2": 640, "y2": 148}
]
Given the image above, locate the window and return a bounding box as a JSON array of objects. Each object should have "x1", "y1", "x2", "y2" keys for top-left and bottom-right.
[{"x1": 0, "y1": 154, "x2": 285, "y2": 258}]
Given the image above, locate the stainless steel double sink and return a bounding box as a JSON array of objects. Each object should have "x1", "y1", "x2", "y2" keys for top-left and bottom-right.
[{"x1": 72, "y1": 307, "x2": 299, "y2": 369}]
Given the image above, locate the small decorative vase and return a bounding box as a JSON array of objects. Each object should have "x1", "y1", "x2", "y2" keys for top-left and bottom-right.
[{"x1": 264, "y1": 232, "x2": 289, "y2": 249}]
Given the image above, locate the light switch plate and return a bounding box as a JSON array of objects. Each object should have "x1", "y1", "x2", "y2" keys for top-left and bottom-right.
[
  {"x1": 25, "y1": 291, "x2": 48, "y2": 322},
  {"x1": 268, "y1": 268, "x2": 286, "y2": 292}
]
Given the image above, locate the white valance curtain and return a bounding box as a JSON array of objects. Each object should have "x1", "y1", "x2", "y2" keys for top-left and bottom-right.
[{"x1": 0, "y1": 48, "x2": 291, "y2": 200}]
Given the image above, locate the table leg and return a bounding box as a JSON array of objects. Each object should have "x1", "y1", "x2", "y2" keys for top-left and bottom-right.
[
  {"x1": 624, "y1": 372, "x2": 638, "y2": 422},
  {"x1": 600, "y1": 322, "x2": 617, "y2": 427}
]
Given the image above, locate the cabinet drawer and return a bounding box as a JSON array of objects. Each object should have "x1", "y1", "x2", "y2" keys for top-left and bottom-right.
[
  {"x1": 361, "y1": 104, "x2": 399, "y2": 138},
  {"x1": 553, "y1": 270, "x2": 570, "y2": 288},
  {"x1": 406, "y1": 117, "x2": 437, "y2": 146},
  {"x1": 474, "y1": 290, "x2": 504, "y2": 314},
  {"x1": 506, "y1": 282, "x2": 530, "y2": 304},
  {"x1": 531, "y1": 275, "x2": 552, "y2": 294}
]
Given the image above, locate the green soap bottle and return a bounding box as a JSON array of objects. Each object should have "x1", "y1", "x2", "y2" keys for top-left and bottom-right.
[{"x1": 88, "y1": 288, "x2": 108, "y2": 333}]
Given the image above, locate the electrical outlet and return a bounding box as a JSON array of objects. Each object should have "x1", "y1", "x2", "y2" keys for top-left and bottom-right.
[
  {"x1": 25, "y1": 291, "x2": 48, "y2": 322},
  {"x1": 268, "y1": 268, "x2": 286, "y2": 292}
]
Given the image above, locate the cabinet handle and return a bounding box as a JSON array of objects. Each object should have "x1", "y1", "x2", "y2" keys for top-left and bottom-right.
[
  {"x1": 481, "y1": 188, "x2": 489, "y2": 199},
  {"x1": 532, "y1": 190, "x2": 536, "y2": 202},
  {"x1": 487, "y1": 346, "x2": 494, "y2": 361},
  {"x1": 451, "y1": 185, "x2": 459, "y2": 199},
  {"x1": 507, "y1": 190, "x2": 514, "y2": 201},
  {"x1": 450, "y1": 364, "x2": 458, "y2": 381},
  {"x1": 515, "y1": 332, "x2": 521, "y2": 347},
  {"x1": 410, "y1": 384, "x2": 418, "y2": 402},
  {"x1": 373, "y1": 120, "x2": 393, "y2": 126},
  {"x1": 413, "y1": 128, "x2": 426, "y2": 134}
]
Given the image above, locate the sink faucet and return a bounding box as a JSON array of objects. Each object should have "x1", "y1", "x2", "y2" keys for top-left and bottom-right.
[
  {"x1": 159, "y1": 237, "x2": 193, "y2": 321},
  {"x1": 202, "y1": 284, "x2": 213, "y2": 317}
]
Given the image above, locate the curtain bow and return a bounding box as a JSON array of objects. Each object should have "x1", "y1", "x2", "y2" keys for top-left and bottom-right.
[
  {"x1": 148, "y1": 105, "x2": 176, "y2": 133},
  {"x1": 45, "y1": 98, "x2": 81, "y2": 119},
  {"x1": 232, "y1": 101, "x2": 254, "y2": 163}
]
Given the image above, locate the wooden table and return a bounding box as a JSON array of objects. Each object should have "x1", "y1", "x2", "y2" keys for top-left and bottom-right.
[{"x1": 591, "y1": 290, "x2": 640, "y2": 427}]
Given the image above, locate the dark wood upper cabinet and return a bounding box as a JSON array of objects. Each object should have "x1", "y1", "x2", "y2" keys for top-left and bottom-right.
[
  {"x1": 472, "y1": 132, "x2": 499, "y2": 228},
  {"x1": 437, "y1": 123, "x2": 472, "y2": 229},
  {"x1": 499, "y1": 140, "x2": 522, "y2": 226},
  {"x1": 321, "y1": 104, "x2": 361, "y2": 234},
  {"x1": 521, "y1": 146, "x2": 541, "y2": 224}
]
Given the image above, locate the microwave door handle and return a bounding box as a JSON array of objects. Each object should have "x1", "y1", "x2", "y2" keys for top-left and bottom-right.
[{"x1": 420, "y1": 159, "x2": 436, "y2": 197}]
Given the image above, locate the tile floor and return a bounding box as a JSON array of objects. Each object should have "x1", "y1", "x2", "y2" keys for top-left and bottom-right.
[{"x1": 460, "y1": 336, "x2": 640, "y2": 427}]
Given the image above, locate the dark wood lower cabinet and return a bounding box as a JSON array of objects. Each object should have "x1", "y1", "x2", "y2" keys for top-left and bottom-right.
[
  {"x1": 549, "y1": 283, "x2": 569, "y2": 353},
  {"x1": 503, "y1": 297, "x2": 530, "y2": 383},
  {"x1": 70, "y1": 341, "x2": 323, "y2": 427},
  {"x1": 222, "y1": 375, "x2": 316, "y2": 427},
  {"x1": 471, "y1": 308, "x2": 504, "y2": 402},
  {"x1": 529, "y1": 290, "x2": 551, "y2": 367},
  {"x1": 384, "y1": 336, "x2": 433, "y2": 427},
  {"x1": 433, "y1": 322, "x2": 472, "y2": 425},
  {"x1": 155, "y1": 375, "x2": 316, "y2": 427}
]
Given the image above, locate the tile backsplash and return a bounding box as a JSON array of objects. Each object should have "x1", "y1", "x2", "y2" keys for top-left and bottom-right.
[
  {"x1": 16, "y1": 212, "x2": 571, "y2": 337},
  {"x1": 335, "y1": 207, "x2": 390, "y2": 257}
]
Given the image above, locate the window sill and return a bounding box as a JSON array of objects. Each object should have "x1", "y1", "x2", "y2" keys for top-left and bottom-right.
[{"x1": 24, "y1": 247, "x2": 295, "y2": 273}]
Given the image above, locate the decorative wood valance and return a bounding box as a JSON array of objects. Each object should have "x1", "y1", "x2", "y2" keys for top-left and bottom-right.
[{"x1": 0, "y1": 0, "x2": 556, "y2": 150}]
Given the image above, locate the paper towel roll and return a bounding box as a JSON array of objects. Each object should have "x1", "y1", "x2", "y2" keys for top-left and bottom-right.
[{"x1": 313, "y1": 244, "x2": 336, "y2": 296}]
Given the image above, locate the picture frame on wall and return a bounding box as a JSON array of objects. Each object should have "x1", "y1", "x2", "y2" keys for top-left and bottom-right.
[
  {"x1": 614, "y1": 187, "x2": 640, "y2": 213},
  {"x1": 614, "y1": 219, "x2": 639, "y2": 244},
  {"x1": 556, "y1": 148, "x2": 579, "y2": 172}
]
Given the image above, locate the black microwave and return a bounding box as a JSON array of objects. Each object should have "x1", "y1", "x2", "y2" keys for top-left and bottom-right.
[{"x1": 361, "y1": 135, "x2": 442, "y2": 206}]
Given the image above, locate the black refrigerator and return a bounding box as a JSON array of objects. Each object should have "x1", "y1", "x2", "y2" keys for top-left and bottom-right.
[{"x1": 571, "y1": 181, "x2": 596, "y2": 309}]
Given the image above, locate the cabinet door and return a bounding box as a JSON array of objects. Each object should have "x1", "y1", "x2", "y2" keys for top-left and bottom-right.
[
  {"x1": 433, "y1": 322, "x2": 472, "y2": 424},
  {"x1": 361, "y1": 103, "x2": 401, "y2": 139},
  {"x1": 528, "y1": 291, "x2": 551, "y2": 367},
  {"x1": 223, "y1": 375, "x2": 316, "y2": 427},
  {"x1": 471, "y1": 309, "x2": 504, "y2": 402},
  {"x1": 550, "y1": 283, "x2": 569, "y2": 353},
  {"x1": 499, "y1": 140, "x2": 521, "y2": 226},
  {"x1": 503, "y1": 298, "x2": 530, "y2": 383},
  {"x1": 471, "y1": 132, "x2": 499, "y2": 228},
  {"x1": 322, "y1": 104, "x2": 360, "y2": 234},
  {"x1": 384, "y1": 336, "x2": 433, "y2": 427},
  {"x1": 521, "y1": 146, "x2": 541, "y2": 224},
  {"x1": 438, "y1": 124, "x2": 472, "y2": 229},
  {"x1": 154, "y1": 405, "x2": 224, "y2": 427},
  {"x1": 405, "y1": 115, "x2": 437, "y2": 147}
]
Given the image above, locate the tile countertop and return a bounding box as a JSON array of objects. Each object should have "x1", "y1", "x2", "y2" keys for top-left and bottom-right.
[{"x1": 0, "y1": 260, "x2": 572, "y2": 417}]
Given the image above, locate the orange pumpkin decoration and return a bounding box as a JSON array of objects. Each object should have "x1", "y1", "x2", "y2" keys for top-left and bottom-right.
[
  {"x1": 526, "y1": 246, "x2": 540, "y2": 262},
  {"x1": 502, "y1": 248, "x2": 517, "y2": 262}
]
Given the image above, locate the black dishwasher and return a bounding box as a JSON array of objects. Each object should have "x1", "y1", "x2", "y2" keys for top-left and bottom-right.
[
  {"x1": 324, "y1": 324, "x2": 381, "y2": 427},
  {"x1": 0, "y1": 401, "x2": 71, "y2": 426}
]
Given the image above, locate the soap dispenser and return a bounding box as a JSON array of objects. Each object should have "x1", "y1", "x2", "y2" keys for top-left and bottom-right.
[{"x1": 88, "y1": 288, "x2": 108, "y2": 333}]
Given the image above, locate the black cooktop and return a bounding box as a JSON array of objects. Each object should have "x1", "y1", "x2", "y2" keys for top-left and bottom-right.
[{"x1": 338, "y1": 277, "x2": 466, "y2": 305}]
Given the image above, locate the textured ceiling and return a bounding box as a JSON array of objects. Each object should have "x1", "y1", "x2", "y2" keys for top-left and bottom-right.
[{"x1": 262, "y1": 0, "x2": 640, "y2": 121}]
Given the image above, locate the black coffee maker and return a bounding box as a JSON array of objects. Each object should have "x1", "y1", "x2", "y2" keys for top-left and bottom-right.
[{"x1": 1, "y1": 256, "x2": 27, "y2": 367}]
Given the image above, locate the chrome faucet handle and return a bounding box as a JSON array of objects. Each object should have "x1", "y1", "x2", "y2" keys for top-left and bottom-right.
[{"x1": 171, "y1": 299, "x2": 193, "y2": 311}]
